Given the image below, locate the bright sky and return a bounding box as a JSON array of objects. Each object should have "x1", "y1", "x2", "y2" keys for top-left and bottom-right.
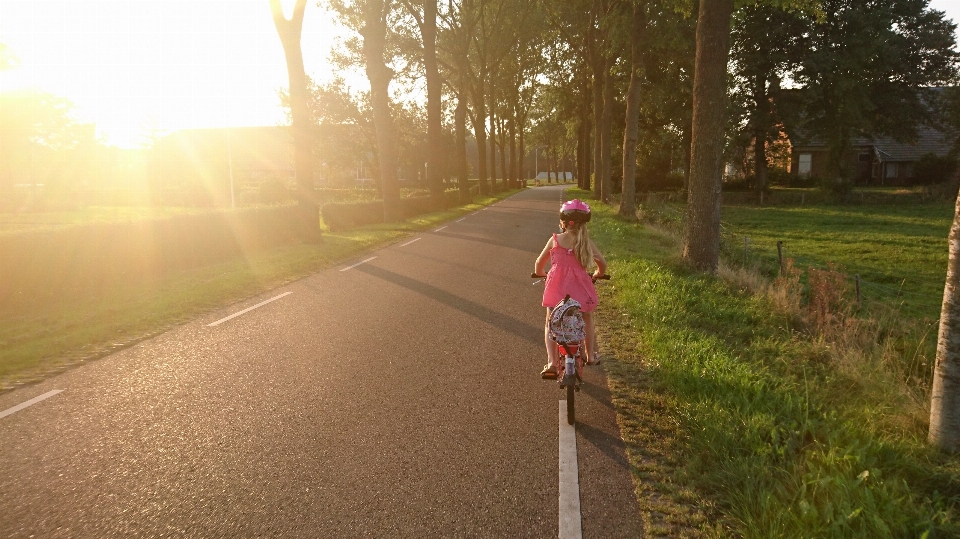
[
  {"x1": 0, "y1": 0, "x2": 354, "y2": 147},
  {"x1": 0, "y1": 1, "x2": 958, "y2": 148}
]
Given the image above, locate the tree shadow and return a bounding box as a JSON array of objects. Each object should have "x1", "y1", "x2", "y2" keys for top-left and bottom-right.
[
  {"x1": 576, "y1": 422, "x2": 632, "y2": 471},
  {"x1": 355, "y1": 264, "x2": 542, "y2": 345}
]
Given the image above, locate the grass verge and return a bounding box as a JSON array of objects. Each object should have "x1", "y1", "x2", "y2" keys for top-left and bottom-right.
[
  {"x1": 569, "y1": 188, "x2": 960, "y2": 537},
  {"x1": 0, "y1": 191, "x2": 518, "y2": 392}
]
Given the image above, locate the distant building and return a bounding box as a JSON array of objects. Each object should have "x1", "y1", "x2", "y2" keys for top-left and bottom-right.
[
  {"x1": 788, "y1": 126, "x2": 956, "y2": 184},
  {"x1": 536, "y1": 171, "x2": 573, "y2": 181}
]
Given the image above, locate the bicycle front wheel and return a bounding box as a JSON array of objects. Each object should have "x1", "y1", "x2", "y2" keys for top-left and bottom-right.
[{"x1": 566, "y1": 384, "x2": 575, "y2": 424}]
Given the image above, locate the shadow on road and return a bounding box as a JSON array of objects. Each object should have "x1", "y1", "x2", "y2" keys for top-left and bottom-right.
[
  {"x1": 356, "y1": 264, "x2": 542, "y2": 345},
  {"x1": 576, "y1": 422, "x2": 632, "y2": 471}
]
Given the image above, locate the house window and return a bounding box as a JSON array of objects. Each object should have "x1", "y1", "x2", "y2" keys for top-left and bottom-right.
[
  {"x1": 798, "y1": 153, "x2": 812, "y2": 177},
  {"x1": 858, "y1": 152, "x2": 871, "y2": 162},
  {"x1": 885, "y1": 162, "x2": 898, "y2": 179}
]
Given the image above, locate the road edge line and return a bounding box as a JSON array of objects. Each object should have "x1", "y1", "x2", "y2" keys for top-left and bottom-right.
[{"x1": 559, "y1": 400, "x2": 583, "y2": 539}]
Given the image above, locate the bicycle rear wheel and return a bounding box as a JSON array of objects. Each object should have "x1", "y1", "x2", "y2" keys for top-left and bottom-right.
[{"x1": 566, "y1": 384, "x2": 575, "y2": 424}]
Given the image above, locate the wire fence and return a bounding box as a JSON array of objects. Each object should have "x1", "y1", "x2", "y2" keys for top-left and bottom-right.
[{"x1": 641, "y1": 199, "x2": 939, "y2": 317}]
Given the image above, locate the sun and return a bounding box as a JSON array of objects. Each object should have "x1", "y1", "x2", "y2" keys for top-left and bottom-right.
[{"x1": 0, "y1": 0, "x2": 345, "y2": 148}]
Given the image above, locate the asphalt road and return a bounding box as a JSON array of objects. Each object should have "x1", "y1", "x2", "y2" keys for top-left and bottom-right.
[{"x1": 0, "y1": 186, "x2": 643, "y2": 538}]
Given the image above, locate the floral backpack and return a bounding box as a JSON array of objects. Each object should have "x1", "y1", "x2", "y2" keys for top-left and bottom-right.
[{"x1": 549, "y1": 295, "x2": 586, "y2": 344}]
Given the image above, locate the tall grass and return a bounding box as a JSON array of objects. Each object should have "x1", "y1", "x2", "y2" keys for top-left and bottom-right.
[{"x1": 574, "y1": 191, "x2": 960, "y2": 537}]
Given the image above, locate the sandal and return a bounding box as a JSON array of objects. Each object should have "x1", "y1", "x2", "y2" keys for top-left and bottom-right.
[
  {"x1": 540, "y1": 363, "x2": 558, "y2": 379},
  {"x1": 586, "y1": 354, "x2": 602, "y2": 366}
]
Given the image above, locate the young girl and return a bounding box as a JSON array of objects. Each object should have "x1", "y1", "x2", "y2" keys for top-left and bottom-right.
[{"x1": 534, "y1": 199, "x2": 607, "y2": 378}]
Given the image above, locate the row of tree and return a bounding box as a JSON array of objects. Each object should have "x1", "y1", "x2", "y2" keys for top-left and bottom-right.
[
  {"x1": 270, "y1": 0, "x2": 960, "y2": 451},
  {"x1": 277, "y1": 0, "x2": 957, "y2": 241}
]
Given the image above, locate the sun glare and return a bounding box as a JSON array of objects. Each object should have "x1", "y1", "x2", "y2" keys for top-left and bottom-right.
[{"x1": 0, "y1": 0, "x2": 342, "y2": 148}]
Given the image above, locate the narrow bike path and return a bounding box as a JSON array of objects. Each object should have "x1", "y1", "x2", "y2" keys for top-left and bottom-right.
[{"x1": 0, "y1": 186, "x2": 642, "y2": 538}]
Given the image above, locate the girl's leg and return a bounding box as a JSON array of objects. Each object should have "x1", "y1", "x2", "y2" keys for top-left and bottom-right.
[
  {"x1": 582, "y1": 311, "x2": 596, "y2": 364},
  {"x1": 544, "y1": 309, "x2": 558, "y2": 369}
]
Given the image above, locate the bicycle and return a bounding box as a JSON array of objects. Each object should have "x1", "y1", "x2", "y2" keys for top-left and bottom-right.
[{"x1": 531, "y1": 273, "x2": 610, "y2": 424}]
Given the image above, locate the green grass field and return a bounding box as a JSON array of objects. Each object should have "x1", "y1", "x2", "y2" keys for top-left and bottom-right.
[
  {"x1": 570, "y1": 189, "x2": 960, "y2": 537},
  {"x1": 718, "y1": 203, "x2": 953, "y2": 319},
  {"x1": 0, "y1": 192, "x2": 517, "y2": 391},
  {"x1": 0, "y1": 205, "x2": 215, "y2": 234}
]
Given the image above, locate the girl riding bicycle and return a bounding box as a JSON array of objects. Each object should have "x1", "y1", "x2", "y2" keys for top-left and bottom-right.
[{"x1": 534, "y1": 199, "x2": 607, "y2": 378}]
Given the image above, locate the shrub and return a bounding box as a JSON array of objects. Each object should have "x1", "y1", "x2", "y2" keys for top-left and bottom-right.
[
  {"x1": 259, "y1": 180, "x2": 293, "y2": 204},
  {"x1": 912, "y1": 152, "x2": 958, "y2": 185},
  {"x1": 819, "y1": 175, "x2": 854, "y2": 195},
  {"x1": 320, "y1": 200, "x2": 384, "y2": 231},
  {"x1": 766, "y1": 167, "x2": 792, "y2": 186}
]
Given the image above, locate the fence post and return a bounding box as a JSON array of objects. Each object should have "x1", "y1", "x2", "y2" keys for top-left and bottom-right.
[
  {"x1": 744, "y1": 236, "x2": 749, "y2": 266},
  {"x1": 777, "y1": 241, "x2": 784, "y2": 277},
  {"x1": 855, "y1": 274, "x2": 861, "y2": 310}
]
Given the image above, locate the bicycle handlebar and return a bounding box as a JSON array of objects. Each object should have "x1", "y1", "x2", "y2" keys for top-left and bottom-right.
[{"x1": 531, "y1": 272, "x2": 611, "y2": 282}]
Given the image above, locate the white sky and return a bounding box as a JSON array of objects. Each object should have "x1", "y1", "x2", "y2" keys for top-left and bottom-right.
[
  {"x1": 0, "y1": 0, "x2": 958, "y2": 148},
  {"x1": 0, "y1": 0, "x2": 357, "y2": 147}
]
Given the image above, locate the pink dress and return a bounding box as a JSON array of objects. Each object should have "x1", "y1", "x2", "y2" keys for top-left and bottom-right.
[{"x1": 542, "y1": 234, "x2": 598, "y2": 312}]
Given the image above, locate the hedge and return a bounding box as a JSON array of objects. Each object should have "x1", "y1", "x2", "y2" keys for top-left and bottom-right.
[
  {"x1": 0, "y1": 204, "x2": 303, "y2": 307},
  {"x1": 321, "y1": 190, "x2": 469, "y2": 232}
]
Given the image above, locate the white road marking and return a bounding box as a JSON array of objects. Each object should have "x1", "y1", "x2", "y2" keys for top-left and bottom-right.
[
  {"x1": 339, "y1": 256, "x2": 378, "y2": 272},
  {"x1": 0, "y1": 390, "x2": 64, "y2": 420},
  {"x1": 559, "y1": 401, "x2": 583, "y2": 539},
  {"x1": 434, "y1": 226, "x2": 448, "y2": 232},
  {"x1": 207, "y1": 292, "x2": 293, "y2": 327},
  {"x1": 456, "y1": 218, "x2": 466, "y2": 222},
  {"x1": 400, "y1": 238, "x2": 422, "y2": 247}
]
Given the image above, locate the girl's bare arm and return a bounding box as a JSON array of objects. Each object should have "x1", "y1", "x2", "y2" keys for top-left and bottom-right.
[
  {"x1": 534, "y1": 238, "x2": 553, "y2": 275},
  {"x1": 590, "y1": 239, "x2": 607, "y2": 277}
]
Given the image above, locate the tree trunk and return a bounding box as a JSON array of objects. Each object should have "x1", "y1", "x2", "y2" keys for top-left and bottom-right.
[
  {"x1": 422, "y1": 0, "x2": 443, "y2": 210},
  {"x1": 361, "y1": 0, "x2": 401, "y2": 222},
  {"x1": 548, "y1": 143, "x2": 555, "y2": 183},
  {"x1": 455, "y1": 92, "x2": 470, "y2": 203},
  {"x1": 509, "y1": 115, "x2": 518, "y2": 189},
  {"x1": 270, "y1": 0, "x2": 320, "y2": 241},
  {"x1": 930, "y1": 190, "x2": 960, "y2": 452},
  {"x1": 601, "y1": 55, "x2": 614, "y2": 204},
  {"x1": 682, "y1": 0, "x2": 734, "y2": 273},
  {"x1": 518, "y1": 126, "x2": 526, "y2": 186},
  {"x1": 753, "y1": 73, "x2": 768, "y2": 193},
  {"x1": 499, "y1": 115, "x2": 509, "y2": 190},
  {"x1": 620, "y1": 1, "x2": 644, "y2": 219},
  {"x1": 592, "y1": 55, "x2": 604, "y2": 198},
  {"x1": 471, "y1": 82, "x2": 489, "y2": 195},
  {"x1": 577, "y1": 117, "x2": 586, "y2": 189},
  {"x1": 579, "y1": 86, "x2": 592, "y2": 190},
  {"x1": 489, "y1": 110, "x2": 498, "y2": 191}
]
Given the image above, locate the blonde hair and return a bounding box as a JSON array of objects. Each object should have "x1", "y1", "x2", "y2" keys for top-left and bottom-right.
[{"x1": 565, "y1": 221, "x2": 593, "y2": 271}]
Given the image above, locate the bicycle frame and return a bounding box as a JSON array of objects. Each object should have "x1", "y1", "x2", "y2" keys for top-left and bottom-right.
[{"x1": 556, "y1": 342, "x2": 583, "y2": 388}]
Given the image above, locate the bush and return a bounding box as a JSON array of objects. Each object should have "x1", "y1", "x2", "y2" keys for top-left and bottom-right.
[
  {"x1": 912, "y1": 153, "x2": 958, "y2": 185},
  {"x1": 819, "y1": 175, "x2": 853, "y2": 195},
  {"x1": 320, "y1": 200, "x2": 384, "y2": 231},
  {"x1": 766, "y1": 167, "x2": 792, "y2": 186},
  {"x1": 321, "y1": 191, "x2": 470, "y2": 232},
  {"x1": 259, "y1": 180, "x2": 293, "y2": 204},
  {"x1": 641, "y1": 172, "x2": 684, "y2": 192}
]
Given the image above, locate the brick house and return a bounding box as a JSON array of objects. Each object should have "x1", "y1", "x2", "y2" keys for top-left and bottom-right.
[{"x1": 788, "y1": 125, "x2": 956, "y2": 185}]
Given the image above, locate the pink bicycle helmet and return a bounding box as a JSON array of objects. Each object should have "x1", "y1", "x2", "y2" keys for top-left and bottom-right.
[{"x1": 560, "y1": 199, "x2": 591, "y2": 223}]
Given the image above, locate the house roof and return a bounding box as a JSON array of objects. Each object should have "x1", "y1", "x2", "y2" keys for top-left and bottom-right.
[
  {"x1": 791, "y1": 126, "x2": 956, "y2": 162},
  {"x1": 869, "y1": 127, "x2": 954, "y2": 162}
]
